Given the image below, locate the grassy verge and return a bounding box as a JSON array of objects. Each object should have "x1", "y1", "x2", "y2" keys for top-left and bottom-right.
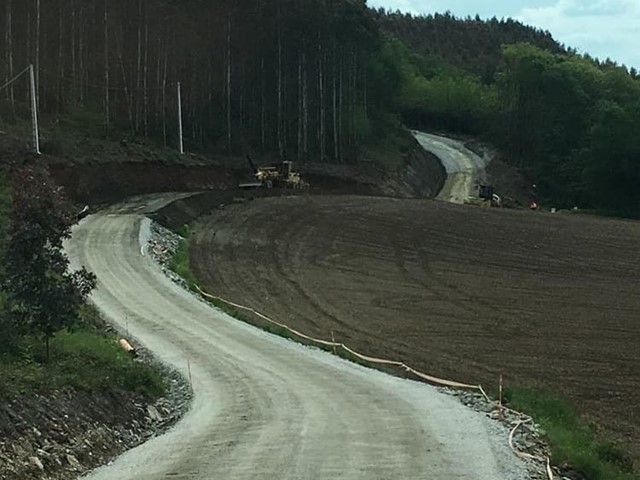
[
  {"x1": 506, "y1": 387, "x2": 638, "y2": 480},
  {"x1": 169, "y1": 225, "x2": 199, "y2": 289},
  {"x1": 0, "y1": 306, "x2": 165, "y2": 400}
]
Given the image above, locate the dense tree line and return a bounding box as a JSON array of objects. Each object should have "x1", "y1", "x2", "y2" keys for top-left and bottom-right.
[
  {"x1": 0, "y1": 0, "x2": 397, "y2": 162},
  {"x1": 373, "y1": 9, "x2": 640, "y2": 215},
  {"x1": 374, "y1": 10, "x2": 565, "y2": 82},
  {"x1": 392, "y1": 38, "x2": 640, "y2": 216}
]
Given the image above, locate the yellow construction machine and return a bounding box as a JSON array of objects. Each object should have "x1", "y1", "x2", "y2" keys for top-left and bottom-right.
[
  {"x1": 239, "y1": 156, "x2": 309, "y2": 189},
  {"x1": 465, "y1": 185, "x2": 502, "y2": 208}
]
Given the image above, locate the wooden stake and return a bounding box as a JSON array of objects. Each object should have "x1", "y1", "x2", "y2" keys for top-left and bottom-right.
[
  {"x1": 499, "y1": 373, "x2": 504, "y2": 422},
  {"x1": 331, "y1": 330, "x2": 337, "y2": 355}
]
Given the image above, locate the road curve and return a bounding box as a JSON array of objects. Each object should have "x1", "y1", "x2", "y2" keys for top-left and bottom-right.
[
  {"x1": 66, "y1": 206, "x2": 527, "y2": 479},
  {"x1": 412, "y1": 131, "x2": 489, "y2": 204}
]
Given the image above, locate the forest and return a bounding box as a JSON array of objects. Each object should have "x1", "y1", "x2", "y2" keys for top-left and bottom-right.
[{"x1": 0, "y1": 0, "x2": 639, "y2": 215}]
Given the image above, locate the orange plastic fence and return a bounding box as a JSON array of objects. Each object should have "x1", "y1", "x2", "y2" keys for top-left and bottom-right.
[{"x1": 195, "y1": 285, "x2": 554, "y2": 479}]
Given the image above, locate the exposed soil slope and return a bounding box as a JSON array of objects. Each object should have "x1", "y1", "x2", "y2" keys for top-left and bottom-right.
[{"x1": 190, "y1": 195, "x2": 640, "y2": 465}]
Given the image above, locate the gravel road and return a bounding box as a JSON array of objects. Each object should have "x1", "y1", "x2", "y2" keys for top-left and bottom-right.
[
  {"x1": 412, "y1": 131, "x2": 489, "y2": 203},
  {"x1": 65, "y1": 201, "x2": 529, "y2": 479}
]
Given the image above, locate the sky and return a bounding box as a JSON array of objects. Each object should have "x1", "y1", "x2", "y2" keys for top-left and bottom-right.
[{"x1": 367, "y1": 0, "x2": 640, "y2": 70}]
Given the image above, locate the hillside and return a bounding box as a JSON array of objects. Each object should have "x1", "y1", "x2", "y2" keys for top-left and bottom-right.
[
  {"x1": 1, "y1": 1, "x2": 639, "y2": 217},
  {"x1": 374, "y1": 10, "x2": 565, "y2": 81}
]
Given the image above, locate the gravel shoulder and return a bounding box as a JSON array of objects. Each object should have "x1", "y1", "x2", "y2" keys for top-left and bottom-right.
[{"x1": 65, "y1": 201, "x2": 532, "y2": 479}]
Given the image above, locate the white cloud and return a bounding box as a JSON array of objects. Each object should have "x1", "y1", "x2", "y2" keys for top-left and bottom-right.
[
  {"x1": 516, "y1": 0, "x2": 640, "y2": 67},
  {"x1": 367, "y1": 0, "x2": 640, "y2": 69}
]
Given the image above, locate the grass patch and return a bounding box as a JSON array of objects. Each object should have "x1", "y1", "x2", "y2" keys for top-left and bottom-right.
[
  {"x1": 0, "y1": 305, "x2": 164, "y2": 400},
  {"x1": 0, "y1": 328, "x2": 165, "y2": 400},
  {"x1": 506, "y1": 387, "x2": 637, "y2": 480},
  {"x1": 169, "y1": 225, "x2": 199, "y2": 290}
]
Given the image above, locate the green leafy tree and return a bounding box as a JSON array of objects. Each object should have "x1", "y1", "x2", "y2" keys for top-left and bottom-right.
[{"x1": 3, "y1": 167, "x2": 96, "y2": 361}]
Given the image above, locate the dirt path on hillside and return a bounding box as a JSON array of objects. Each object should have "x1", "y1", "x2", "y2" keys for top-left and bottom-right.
[
  {"x1": 191, "y1": 195, "x2": 640, "y2": 465},
  {"x1": 412, "y1": 131, "x2": 489, "y2": 203},
  {"x1": 65, "y1": 204, "x2": 528, "y2": 480}
]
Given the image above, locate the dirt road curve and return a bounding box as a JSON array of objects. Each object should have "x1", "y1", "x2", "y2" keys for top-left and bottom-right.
[
  {"x1": 65, "y1": 206, "x2": 528, "y2": 479},
  {"x1": 412, "y1": 131, "x2": 488, "y2": 203}
]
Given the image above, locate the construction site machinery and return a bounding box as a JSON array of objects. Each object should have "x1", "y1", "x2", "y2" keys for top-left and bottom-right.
[
  {"x1": 239, "y1": 156, "x2": 310, "y2": 190},
  {"x1": 478, "y1": 184, "x2": 502, "y2": 207}
]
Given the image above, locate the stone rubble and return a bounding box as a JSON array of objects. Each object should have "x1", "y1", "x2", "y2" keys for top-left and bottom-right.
[
  {"x1": 0, "y1": 371, "x2": 191, "y2": 480},
  {"x1": 438, "y1": 388, "x2": 573, "y2": 480},
  {"x1": 148, "y1": 222, "x2": 187, "y2": 288}
]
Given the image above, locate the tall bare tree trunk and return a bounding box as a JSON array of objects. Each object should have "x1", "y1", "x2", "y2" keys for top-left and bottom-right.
[
  {"x1": 332, "y1": 42, "x2": 339, "y2": 161},
  {"x1": 103, "y1": 0, "x2": 110, "y2": 128},
  {"x1": 338, "y1": 55, "x2": 344, "y2": 162},
  {"x1": 116, "y1": 35, "x2": 135, "y2": 133},
  {"x1": 57, "y1": 3, "x2": 64, "y2": 112},
  {"x1": 226, "y1": 14, "x2": 232, "y2": 153},
  {"x1": 161, "y1": 48, "x2": 168, "y2": 146},
  {"x1": 143, "y1": 5, "x2": 149, "y2": 137},
  {"x1": 35, "y1": 0, "x2": 41, "y2": 106},
  {"x1": 302, "y1": 52, "x2": 308, "y2": 158},
  {"x1": 277, "y1": 18, "x2": 284, "y2": 158},
  {"x1": 261, "y1": 56, "x2": 266, "y2": 151},
  {"x1": 71, "y1": 2, "x2": 76, "y2": 101},
  {"x1": 155, "y1": 37, "x2": 162, "y2": 124},
  {"x1": 136, "y1": 0, "x2": 143, "y2": 132},
  {"x1": 297, "y1": 50, "x2": 303, "y2": 161},
  {"x1": 78, "y1": 6, "x2": 84, "y2": 104},
  {"x1": 318, "y1": 34, "x2": 325, "y2": 162},
  {"x1": 350, "y1": 50, "x2": 356, "y2": 156},
  {"x1": 363, "y1": 61, "x2": 367, "y2": 119},
  {"x1": 5, "y1": 0, "x2": 15, "y2": 113}
]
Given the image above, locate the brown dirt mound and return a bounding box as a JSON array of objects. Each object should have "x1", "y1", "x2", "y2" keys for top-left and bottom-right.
[{"x1": 190, "y1": 195, "x2": 640, "y2": 466}]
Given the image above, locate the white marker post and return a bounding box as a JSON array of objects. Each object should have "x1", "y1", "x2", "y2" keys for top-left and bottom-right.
[
  {"x1": 177, "y1": 81, "x2": 184, "y2": 155},
  {"x1": 29, "y1": 64, "x2": 40, "y2": 155}
]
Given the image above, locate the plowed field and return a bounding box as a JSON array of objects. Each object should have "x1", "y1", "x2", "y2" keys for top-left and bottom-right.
[{"x1": 190, "y1": 195, "x2": 640, "y2": 462}]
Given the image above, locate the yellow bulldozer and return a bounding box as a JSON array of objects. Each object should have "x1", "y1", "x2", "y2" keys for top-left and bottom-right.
[{"x1": 239, "y1": 155, "x2": 309, "y2": 190}]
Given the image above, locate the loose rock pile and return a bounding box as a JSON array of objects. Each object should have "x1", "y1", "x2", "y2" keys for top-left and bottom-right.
[
  {"x1": 147, "y1": 222, "x2": 187, "y2": 288},
  {"x1": 441, "y1": 388, "x2": 569, "y2": 479}
]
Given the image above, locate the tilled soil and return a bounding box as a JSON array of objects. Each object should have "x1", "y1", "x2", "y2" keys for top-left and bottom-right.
[{"x1": 190, "y1": 195, "x2": 640, "y2": 464}]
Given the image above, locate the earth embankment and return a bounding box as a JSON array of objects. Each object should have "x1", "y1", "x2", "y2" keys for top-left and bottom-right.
[{"x1": 47, "y1": 134, "x2": 445, "y2": 207}]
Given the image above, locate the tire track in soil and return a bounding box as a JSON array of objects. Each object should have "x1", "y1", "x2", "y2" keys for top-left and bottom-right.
[{"x1": 191, "y1": 195, "x2": 640, "y2": 465}]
